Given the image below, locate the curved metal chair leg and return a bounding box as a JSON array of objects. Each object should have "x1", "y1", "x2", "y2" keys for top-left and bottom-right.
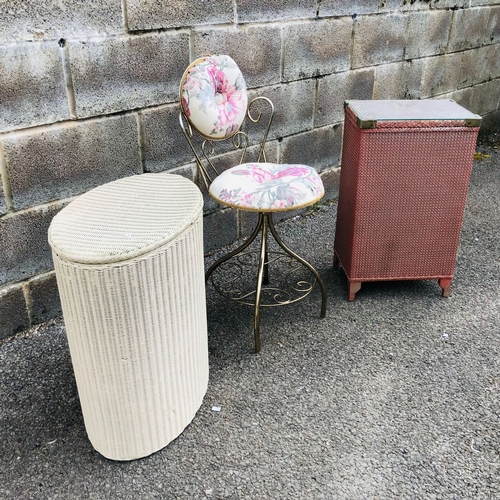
[
  {"x1": 205, "y1": 213, "x2": 264, "y2": 283},
  {"x1": 263, "y1": 225, "x2": 270, "y2": 286},
  {"x1": 253, "y1": 215, "x2": 269, "y2": 353},
  {"x1": 268, "y1": 214, "x2": 327, "y2": 318}
]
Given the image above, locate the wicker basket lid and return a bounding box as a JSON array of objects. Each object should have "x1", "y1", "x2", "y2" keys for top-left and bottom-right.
[
  {"x1": 48, "y1": 173, "x2": 203, "y2": 265},
  {"x1": 345, "y1": 99, "x2": 481, "y2": 127}
]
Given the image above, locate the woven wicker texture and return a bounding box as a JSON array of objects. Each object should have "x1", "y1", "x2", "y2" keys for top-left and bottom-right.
[
  {"x1": 335, "y1": 103, "x2": 479, "y2": 285},
  {"x1": 49, "y1": 173, "x2": 203, "y2": 265},
  {"x1": 49, "y1": 174, "x2": 208, "y2": 460}
]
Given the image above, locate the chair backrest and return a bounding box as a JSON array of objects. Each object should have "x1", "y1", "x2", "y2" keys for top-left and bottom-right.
[{"x1": 179, "y1": 54, "x2": 274, "y2": 189}]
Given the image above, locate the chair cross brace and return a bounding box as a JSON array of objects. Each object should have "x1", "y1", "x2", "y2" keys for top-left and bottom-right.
[{"x1": 206, "y1": 212, "x2": 326, "y2": 352}]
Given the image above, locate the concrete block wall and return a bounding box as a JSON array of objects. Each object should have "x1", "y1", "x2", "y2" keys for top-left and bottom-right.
[{"x1": 1, "y1": 0, "x2": 499, "y2": 338}]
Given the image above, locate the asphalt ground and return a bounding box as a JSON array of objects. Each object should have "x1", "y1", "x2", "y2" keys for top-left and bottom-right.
[{"x1": 0, "y1": 133, "x2": 499, "y2": 499}]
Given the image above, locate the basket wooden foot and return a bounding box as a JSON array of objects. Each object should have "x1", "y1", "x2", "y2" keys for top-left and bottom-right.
[
  {"x1": 348, "y1": 281, "x2": 362, "y2": 301},
  {"x1": 439, "y1": 278, "x2": 451, "y2": 297}
]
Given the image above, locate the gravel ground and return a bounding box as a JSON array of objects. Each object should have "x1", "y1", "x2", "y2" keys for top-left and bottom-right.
[{"x1": 0, "y1": 135, "x2": 499, "y2": 499}]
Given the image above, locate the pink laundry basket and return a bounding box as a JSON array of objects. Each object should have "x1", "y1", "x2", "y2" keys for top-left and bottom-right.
[{"x1": 334, "y1": 99, "x2": 481, "y2": 300}]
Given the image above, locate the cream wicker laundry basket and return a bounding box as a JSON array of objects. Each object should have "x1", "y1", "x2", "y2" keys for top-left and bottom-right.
[{"x1": 48, "y1": 173, "x2": 208, "y2": 461}]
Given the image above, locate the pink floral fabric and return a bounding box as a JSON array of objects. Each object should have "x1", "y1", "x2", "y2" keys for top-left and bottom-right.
[
  {"x1": 180, "y1": 55, "x2": 248, "y2": 139},
  {"x1": 209, "y1": 163, "x2": 325, "y2": 212}
]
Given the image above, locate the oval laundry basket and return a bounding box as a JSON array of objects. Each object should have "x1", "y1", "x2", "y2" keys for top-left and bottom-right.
[{"x1": 48, "y1": 173, "x2": 208, "y2": 461}]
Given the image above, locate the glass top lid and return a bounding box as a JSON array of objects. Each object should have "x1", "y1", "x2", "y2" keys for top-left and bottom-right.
[{"x1": 345, "y1": 99, "x2": 481, "y2": 122}]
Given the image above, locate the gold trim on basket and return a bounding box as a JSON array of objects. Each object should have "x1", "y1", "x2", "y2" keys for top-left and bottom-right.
[
  {"x1": 465, "y1": 118, "x2": 482, "y2": 128},
  {"x1": 356, "y1": 118, "x2": 377, "y2": 129}
]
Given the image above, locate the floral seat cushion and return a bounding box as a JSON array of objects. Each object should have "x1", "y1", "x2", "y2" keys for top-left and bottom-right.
[
  {"x1": 209, "y1": 163, "x2": 325, "y2": 212},
  {"x1": 180, "y1": 55, "x2": 248, "y2": 139}
]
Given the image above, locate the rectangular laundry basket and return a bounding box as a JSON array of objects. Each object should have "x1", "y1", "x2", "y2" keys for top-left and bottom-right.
[{"x1": 333, "y1": 99, "x2": 481, "y2": 300}]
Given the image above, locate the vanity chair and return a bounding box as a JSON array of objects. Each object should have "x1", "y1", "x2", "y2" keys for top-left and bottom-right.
[{"x1": 179, "y1": 54, "x2": 326, "y2": 352}]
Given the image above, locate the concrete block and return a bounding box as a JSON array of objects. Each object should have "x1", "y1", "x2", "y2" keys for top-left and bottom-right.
[
  {"x1": 0, "y1": 202, "x2": 63, "y2": 286},
  {"x1": 237, "y1": 0, "x2": 317, "y2": 22},
  {"x1": 127, "y1": 0, "x2": 233, "y2": 30},
  {"x1": 320, "y1": 167, "x2": 341, "y2": 201},
  {"x1": 0, "y1": 284, "x2": 29, "y2": 340},
  {"x1": 406, "y1": 10, "x2": 453, "y2": 59},
  {"x1": 441, "y1": 88, "x2": 476, "y2": 114},
  {"x1": 4, "y1": 115, "x2": 142, "y2": 211},
  {"x1": 248, "y1": 80, "x2": 316, "y2": 141},
  {"x1": 316, "y1": 69, "x2": 375, "y2": 127},
  {"x1": 193, "y1": 26, "x2": 281, "y2": 88},
  {"x1": 487, "y1": 6, "x2": 500, "y2": 44},
  {"x1": 479, "y1": 109, "x2": 500, "y2": 135},
  {"x1": 0, "y1": 175, "x2": 6, "y2": 216},
  {"x1": 0, "y1": 42, "x2": 68, "y2": 133},
  {"x1": 320, "y1": 0, "x2": 430, "y2": 16},
  {"x1": 470, "y1": 0, "x2": 500, "y2": 5},
  {"x1": 470, "y1": 0, "x2": 500, "y2": 6},
  {"x1": 471, "y1": 80, "x2": 500, "y2": 116},
  {"x1": 69, "y1": 32, "x2": 190, "y2": 118},
  {"x1": 319, "y1": 0, "x2": 386, "y2": 16},
  {"x1": 420, "y1": 53, "x2": 463, "y2": 98},
  {"x1": 283, "y1": 18, "x2": 352, "y2": 82},
  {"x1": 458, "y1": 49, "x2": 481, "y2": 89},
  {"x1": 458, "y1": 47, "x2": 495, "y2": 89},
  {"x1": 352, "y1": 13, "x2": 406, "y2": 69},
  {"x1": 0, "y1": 1, "x2": 123, "y2": 43},
  {"x1": 161, "y1": 164, "x2": 196, "y2": 181},
  {"x1": 236, "y1": 141, "x2": 279, "y2": 166},
  {"x1": 142, "y1": 104, "x2": 197, "y2": 173},
  {"x1": 281, "y1": 124, "x2": 344, "y2": 173},
  {"x1": 430, "y1": 0, "x2": 470, "y2": 9},
  {"x1": 203, "y1": 209, "x2": 238, "y2": 254},
  {"x1": 444, "y1": 81, "x2": 499, "y2": 117},
  {"x1": 482, "y1": 44, "x2": 500, "y2": 80},
  {"x1": 29, "y1": 272, "x2": 62, "y2": 325},
  {"x1": 385, "y1": 0, "x2": 432, "y2": 11},
  {"x1": 448, "y1": 7, "x2": 491, "y2": 52},
  {"x1": 374, "y1": 60, "x2": 424, "y2": 99}
]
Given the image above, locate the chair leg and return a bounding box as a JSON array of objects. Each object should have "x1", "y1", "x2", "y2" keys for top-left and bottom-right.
[
  {"x1": 263, "y1": 225, "x2": 270, "y2": 286},
  {"x1": 205, "y1": 213, "x2": 264, "y2": 283},
  {"x1": 267, "y1": 214, "x2": 327, "y2": 319},
  {"x1": 253, "y1": 215, "x2": 269, "y2": 353},
  {"x1": 207, "y1": 212, "x2": 326, "y2": 352}
]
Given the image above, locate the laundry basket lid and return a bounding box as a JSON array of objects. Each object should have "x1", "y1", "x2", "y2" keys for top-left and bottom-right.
[
  {"x1": 345, "y1": 99, "x2": 482, "y2": 128},
  {"x1": 48, "y1": 173, "x2": 203, "y2": 265}
]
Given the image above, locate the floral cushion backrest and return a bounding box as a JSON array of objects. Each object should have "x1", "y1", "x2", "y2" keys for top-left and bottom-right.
[{"x1": 180, "y1": 55, "x2": 248, "y2": 140}]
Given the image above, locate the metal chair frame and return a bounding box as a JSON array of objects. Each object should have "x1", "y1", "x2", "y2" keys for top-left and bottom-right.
[{"x1": 179, "y1": 71, "x2": 326, "y2": 353}]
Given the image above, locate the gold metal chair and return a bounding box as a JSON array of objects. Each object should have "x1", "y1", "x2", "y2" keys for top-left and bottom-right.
[{"x1": 179, "y1": 54, "x2": 326, "y2": 352}]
